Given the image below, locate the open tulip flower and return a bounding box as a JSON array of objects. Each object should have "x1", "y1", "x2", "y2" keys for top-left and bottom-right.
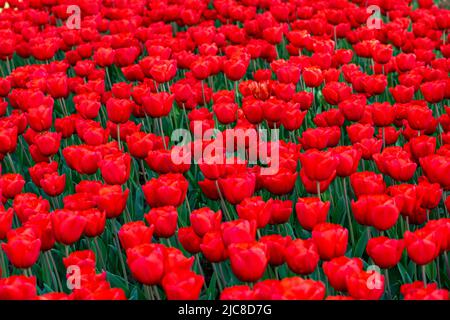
[{"x1": 0, "y1": 0, "x2": 449, "y2": 302}]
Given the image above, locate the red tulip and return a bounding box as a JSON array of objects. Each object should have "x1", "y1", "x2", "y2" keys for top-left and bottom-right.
[
  {"x1": 312, "y1": 223, "x2": 348, "y2": 261},
  {"x1": 145, "y1": 206, "x2": 178, "y2": 238},
  {"x1": 40, "y1": 173, "x2": 66, "y2": 197},
  {"x1": 295, "y1": 197, "x2": 329, "y2": 231},
  {"x1": 51, "y1": 209, "x2": 86, "y2": 245},
  {"x1": 218, "y1": 172, "x2": 256, "y2": 205},
  {"x1": 190, "y1": 207, "x2": 222, "y2": 237},
  {"x1": 285, "y1": 239, "x2": 320, "y2": 275},
  {"x1": 366, "y1": 237, "x2": 404, "y2": 269},
  {"x1": 200, "y1": 231, "x2": 227, "y2": 263},
  {"x1": 323, "y1": 256, "x2": 363, "y2": 292},
  {"x1": 2, "y1": 227, "x2": 41, "y2": 269},
  {"x1": 177, "y1": 227, "x2": 202, "y2": 254},
  {"x1": 404, "y1": 229, "x2": 441, "y2": 265},
  {"x1": 346, "y1": 270, "x2": 385, "y2": 300},
  {"x1": 162, "y1": 270, "x2": 204, "y2": 300},
  {"x1": 126, "y1": 243, "x2": 165, "y2": 285},
  {"x1": 228, "y1": 241, "x2": 268, "y2": 282},
  {"x1": 0, "y1": 276, "x2": 37, "y2": 300},
  {"x1": 95, "y1": 185, "x2": 129, "y2": 219},
  {"x1": 119, "y1": 221, "x2": 154, "y2": 250},
  {"x1": 142, "y1": 174, "x2": 188, "y2": 207}
]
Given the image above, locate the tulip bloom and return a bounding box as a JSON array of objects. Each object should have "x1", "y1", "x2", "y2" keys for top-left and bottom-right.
[
  {"x1": 323, "y1": 256, "x2": 363, "y2": 292},
  {"x1": 312, "y1": 223, "x2": 348, "y2": 260},
  {"x1": 119, "y1": 222, "x2": 154, "y2": 250},
  {"x1": 2, "y1": 228, "x2": 41, "y2": 269},
  {"x1": 162, "y1": 270, "x2": 204, "y2": 300},
  {"x1": 366, "y1": 237, "x2": 404, "y2": 269},
  {"x1": 285, "y1": 239, "x2": 320, "y2": 275},
  {"x1": 228, "y1": 242, "x2": 268, "y2": 282},
  {"x1": 142, "y1": 174, "x2": 188, "y2": 208},
  {"x1": 189, "y1": 208, "x2": 222, "y2": 237},
  {"x1": 126, "y1": 243, "x2": 165, "y2": 285},
  {"x1": 295, "y1": 197, "x2": 330, "y2": 231},
  {"x1": 145, "y1": 206, "x2": 178, "y2": 238},
  {"x1": 51, "y1": 210, "x2": 86, "y2": 245},
  {"x1": 0, "y1": 276, "x2": 37, "y2": 300},
  {"x1": 218, "y1": 172, "x2": 256, "y2": 205}
]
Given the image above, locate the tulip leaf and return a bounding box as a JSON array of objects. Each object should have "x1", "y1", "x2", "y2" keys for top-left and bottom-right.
[
  {"x1": 353, "y1": 230, "x2": 368, "y2": 257},
  {"x1": 398, "y1": 263, "x2": 413, "y2": 284}
]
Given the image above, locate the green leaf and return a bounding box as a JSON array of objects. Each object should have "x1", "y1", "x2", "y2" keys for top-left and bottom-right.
[
  {"x1": 398, "y1": 263, "x2": 413, "y2": 284},
  {"x1": 353, "y1": 230, "x2": 368, "y2": 257}
]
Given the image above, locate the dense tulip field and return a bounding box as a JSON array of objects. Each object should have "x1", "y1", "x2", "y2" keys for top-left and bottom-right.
[{"x1": 0, "y1": 0, "x2": 449, "y2": 301}]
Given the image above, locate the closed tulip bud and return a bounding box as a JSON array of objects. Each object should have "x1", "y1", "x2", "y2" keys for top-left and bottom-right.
[
  {"x1": 213, "y1": 102, "x2": 238, "y2": 124},
  {"x1": 303, "y1": 67, "x2": 323, "y2": 88},
  {"x1": 223, "y1": 58, "x2": 248, "y2": 81},
  {"x1": 260, "y1": 167, "x2": 298, "y2": 196},
  {"x1": 228, "y1": 242, "x2": 268, "y2": 282},
  {"x1": 332, "y1": 146, "x2": 362, "y2": 177},
  {"x1": 420, "y1": 81, "x2": 446, "y2": 103},
  {"x1": 390, "y1": 85, "x2": 414, "y2": 103},
  {"x1": 145, "y1": 206, "x2": 178, "y2": 238},
  {"x1": 55, "y1": 116, "x2": 76, "y2": 138},
  {"x1": 338, "y1": 95, "x2": 366, "y2": 122},
  {"x1": 27, "y1": 104, "x2": 53, "y2": 132},
  {"x1": 126, "y1": 132, "x2": 155, "y2": 159}
]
